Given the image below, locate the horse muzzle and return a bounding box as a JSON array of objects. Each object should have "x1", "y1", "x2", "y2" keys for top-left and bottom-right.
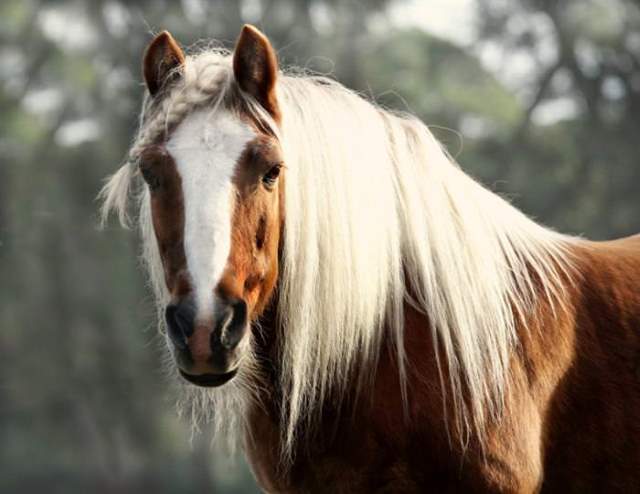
[{"x1": 165, "y1": 296, "x2": 248, "y2": 387}]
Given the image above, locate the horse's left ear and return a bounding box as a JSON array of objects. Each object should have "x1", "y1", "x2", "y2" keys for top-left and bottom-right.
[
  {"x1": 143, "y1": 31, "x2": 186, "y2": 97},
  {"x1": 233, "y1": 25, "x2": 279, "y2": 118}
]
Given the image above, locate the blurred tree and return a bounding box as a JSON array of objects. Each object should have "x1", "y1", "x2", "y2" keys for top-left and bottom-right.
[{"x1": 474, "y1": 0, "x2": 640, "y2": 237}]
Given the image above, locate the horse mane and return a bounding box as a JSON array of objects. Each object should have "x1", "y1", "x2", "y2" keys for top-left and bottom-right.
[{"x1": 100, "y1": 47, "x2": 576, "y2": 460}]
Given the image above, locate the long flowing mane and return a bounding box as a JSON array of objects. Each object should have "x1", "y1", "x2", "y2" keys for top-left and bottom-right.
[{"x1": 100, "y1": 47, "x2": 576, "y2": 458}]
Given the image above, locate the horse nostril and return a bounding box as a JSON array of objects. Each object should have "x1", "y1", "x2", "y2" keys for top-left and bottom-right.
[
  {"x1": 165, "y1": 301, "x2": 195, "y2": 350},
  {"x1": 218, "y1": 299, "x2": 248, "y2": 350},
  {"x1": 175, "y1": 305, "x2": 195, "y2": 337}
]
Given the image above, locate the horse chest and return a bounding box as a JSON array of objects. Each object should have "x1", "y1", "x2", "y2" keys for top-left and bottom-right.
[
  {"x1": 243, "y1": 404, "x2": 522, "y2": 493},
  {"x1": 244, "y1": 405, "x2": 429, "y2": 493},
  {"x1": 242, "y1": 368, "x2": 499, "y2": 492}
]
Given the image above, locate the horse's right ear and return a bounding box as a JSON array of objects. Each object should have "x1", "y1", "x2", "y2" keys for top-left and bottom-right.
[{"x1": 143, "y1": 31, "x2": 185, "y2": 97}]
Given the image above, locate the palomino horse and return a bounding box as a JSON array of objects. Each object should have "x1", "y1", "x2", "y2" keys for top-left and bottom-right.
[{"x1": 101, "y1": 25, "x2": 640, "y2": 492}]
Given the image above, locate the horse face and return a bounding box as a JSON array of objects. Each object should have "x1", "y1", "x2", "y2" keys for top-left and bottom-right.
[{"x1": 140, "y1": 26, "x2": 282, "y2": 386}]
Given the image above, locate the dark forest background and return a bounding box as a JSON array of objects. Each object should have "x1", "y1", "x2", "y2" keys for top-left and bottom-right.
[{"x1": 1, "y1": 0, "x2": 638, "y2": 492}]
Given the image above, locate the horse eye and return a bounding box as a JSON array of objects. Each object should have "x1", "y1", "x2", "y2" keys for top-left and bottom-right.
[{"x1": 262, "y1": 164, "x2": 282, "y2": 188}]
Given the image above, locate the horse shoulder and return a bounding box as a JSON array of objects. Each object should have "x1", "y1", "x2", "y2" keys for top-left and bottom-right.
[{"x1": 539, "y1": 237, "x2": 640, "y2": 490}]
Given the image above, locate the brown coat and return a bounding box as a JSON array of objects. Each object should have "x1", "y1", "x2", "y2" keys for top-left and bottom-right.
[{"x1": 245, "y1": 236, "x2": 640, "y2": 493}]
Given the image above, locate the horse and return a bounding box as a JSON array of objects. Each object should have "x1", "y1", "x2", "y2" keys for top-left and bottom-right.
[{"x1": 100, "y1": 25, "x2": 640, "y2": 492}]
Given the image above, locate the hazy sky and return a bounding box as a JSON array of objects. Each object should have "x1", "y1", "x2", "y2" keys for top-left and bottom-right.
[
  {"x1": 391, "y1": 0, "x2": 577, "y2": 125},
  {"x1": 390, "y1": 0, "x2": 476, "y2": 45}
]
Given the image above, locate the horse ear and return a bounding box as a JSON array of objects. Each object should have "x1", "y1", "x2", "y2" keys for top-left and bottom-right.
[
  {"x1": 233, "y1": 25, "x2": 279, "y2": 118},
  {"x1": 143, "y1": 31, "x2": 185, "y2": 97}
]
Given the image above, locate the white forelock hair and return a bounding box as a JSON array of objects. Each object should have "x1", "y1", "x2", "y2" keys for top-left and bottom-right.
[{"x1": 100, "y1": 47, "x2": 576, "y2": 461}]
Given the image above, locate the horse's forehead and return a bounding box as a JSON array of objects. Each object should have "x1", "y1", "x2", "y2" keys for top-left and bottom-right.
[{"x1": 166, "y1": 108, "x2": 256, "y2": 168}]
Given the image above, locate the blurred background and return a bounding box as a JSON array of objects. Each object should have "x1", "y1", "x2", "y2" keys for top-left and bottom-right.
[{"x1": 1, "y1": 0, "x2": 638, "y2": 492}]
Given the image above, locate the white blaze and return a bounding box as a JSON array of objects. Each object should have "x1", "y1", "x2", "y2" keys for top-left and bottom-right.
[{"x1": 167, "y1": 109, "x2": 255, "y2": 319}]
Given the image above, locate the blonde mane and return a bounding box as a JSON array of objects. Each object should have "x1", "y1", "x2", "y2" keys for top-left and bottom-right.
[{"x1": 100, "y1": 48, "x2": 575, "y2": 460}]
